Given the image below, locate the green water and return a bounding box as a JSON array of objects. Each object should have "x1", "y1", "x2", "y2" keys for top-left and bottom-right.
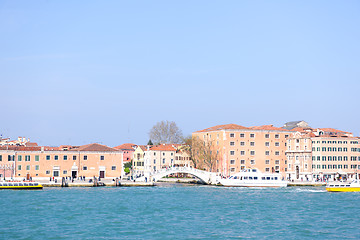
[{"x1": 1, "y1": 184, "x2": 359, "y2": 239}]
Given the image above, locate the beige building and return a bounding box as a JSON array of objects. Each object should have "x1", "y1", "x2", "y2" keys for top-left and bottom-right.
[
  {"x1": 285, "y1": 129, "x2": 313, "y2": 181},
  {"x1": 132, "y1": 144, "x2": 192, "y2": 177},
  {"x1": 286, "y1": 127, "x2": 360, "y2": 181},
  {"x1": 0, "y1": 143, "x2": 123, "y2": 181},
  {"x1": 192, "y1": 124, "x2": 292, "y2": 177}
]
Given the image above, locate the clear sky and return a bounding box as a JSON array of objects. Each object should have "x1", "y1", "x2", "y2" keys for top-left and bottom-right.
[{"x1": 1, "y1": 1, "x2": 359, "y2": 147}]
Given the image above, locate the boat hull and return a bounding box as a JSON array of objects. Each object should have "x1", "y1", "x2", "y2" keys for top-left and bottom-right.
[
  {"x1": 326, "y1": 187, "x2": 360, "y2": 192},
  {"x1": 0, "y1": 182, "x2": 43, "y2": 190},
  {"x1": 219, "y1": 180, "x2": 287, "y2": 188}
]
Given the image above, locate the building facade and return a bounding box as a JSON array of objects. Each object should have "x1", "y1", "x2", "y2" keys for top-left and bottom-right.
[
  {"x1": 0, "y1": 143, "x2": 123, "y2": 181},
  {"x1": 286, "y1": 128, "x2": 360, "y2": 181},
  {"x1": 192, "y1": 124, "x2": 292, "y2": 177},
  {"x1": 132, "y1": 144, "x2": 192, "y2": 177},
  {"x1": 114, "y1": 143, "x2": 136, "y2": 163}
]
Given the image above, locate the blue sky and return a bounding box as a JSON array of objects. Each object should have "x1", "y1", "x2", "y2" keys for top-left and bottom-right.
[{"x1": 1, "y1": 1, "x2": 359, "y2": 146}]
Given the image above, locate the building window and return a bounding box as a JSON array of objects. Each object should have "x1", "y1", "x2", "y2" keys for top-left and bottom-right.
[
  {"x1": 46, "y1": 170, "x2": 50, "y2": 174},
  {"x1": 230, "y1": 142, "x2": 235, "y2": 146},
  {"x1": 275, "y1": 160, "x2": 280, "y2": 164},
  {"x1": 230, "y1": 133, "x2": 234, "y2": 138},
  {"x1": 35, "y1": 155, "x2": 39, "y2": 161},
  {"x1": 265, "y1": 160, "x2": 270, "y2": 164},
  {"x1": 265, "y1": 134, "x2": 269, "y2": 138},
  {"x1": 240, "y1": 151, "x2": 245, "y2": 155},
  {"x1": 163, "y1": 158, "x2": 165, "y2": 164},
  {"x1": 53, "y1": 171, "x2": 59, "y2": 177},
  {"x1": 250, "y1": 134, "x2": 255, "y2": 138},
  {"x1": 230, "y1": 168, "x2": 235, "y2": 172},
  {"x1": 100, "y1": 156, "x2": 105, "y2": 160},
  {"x1": 54, "y1": 155, "x2": 58, "y2": 160},
  {"x1": 162, "y1": 153, "x2": 165, "y2": 156},
  {"x1": 250, "y1": 151, "x2": 255, "y2": 155},
  {"x1": 63, "y1": 155, "x2": 67, "y2": 160},
  {"x1": 250, "y1": 160, "x2": 255, "y2": 165},
  {"x1": 230, "y1": 151, "x2": 235, "y2": 155},
  {"x1": 240, "y1": 142, "x2": 245, "y2": 146},
  {"x1": 265, "y1": 142, "x2": 270, "y2": 147},
  {"x1": 250, "y1": 142, "x2": 255, "y2": 146},
  {"x1": 230, "y1": 160, "x2": 235, "y2": 165},
  {"x1": 240, "y1": 160, "x2": 245, "y2": 164},
  {"x1": 154, "y1": 160, "x2": 156, "y2": 164},
  {"x1": 265, "y1": 151, "x2": 270, "y2": 156},
  {"x1": 275, "y1": 134, "x2": 279, "y2": 139},
  {"x1": 112, "y1": 166, "x2": 116, "y2": 170},
  {"x1": 275, "y1": 151, "x2": 279, "y2": 156},
  {"x1": 18, "y1": 165, "x2": 21, "y2": 170},
  {"x1": 26, "y1": 165, "x2": 30, "y2": 171},
  {"x1": 83, "y1": 166, "x2": 87, "y2": 170},
  {"x1": 240, "y1": 133, "x2": 245, "y2": 138},
  {"x1": 63, "y1": 170, "x2": 67, "y2": 174},
  {"x1": 25, "y1": 155, "x2": 30, "y2": 161},
  {"x1": 84, "y1": 155, "x2": 87, "y2": 160},
  {"x1": 73, "y1": 155, "x2": 76, "y2": 160},
  {"x1": 46, "y1": 155, "x2": 50, "y2": 160},
  {"x1": 265, "y1": 168, "x2": 270, "y2": 172},
  {"x1": 275, "y1": 142, "x2": 280, "y2": 147},
  {"x1": 35, "y1": 165, "x2": 39, "y2": 171}
]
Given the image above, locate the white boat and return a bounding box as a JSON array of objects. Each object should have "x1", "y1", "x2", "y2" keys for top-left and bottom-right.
[{"x1": 219, "y1": 168, "x2": 288, "y2": 187}]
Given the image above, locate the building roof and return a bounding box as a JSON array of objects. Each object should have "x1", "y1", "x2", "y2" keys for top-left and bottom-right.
[
  {"x1": 136, "y1": 145, "x2": 148, "y2": 151},
  {"x1": 25, "y1": 142, "x2": 38, "y2": 147},
  {"x1": 250, "y1": 125, "x2": 292, "y2": 131},
  {"x1": 73, "y1": 143, "x2": 119, "y2": 152},
  {"x1": 195, "y1": 124, "x2": 250, "y2": 133},
  {"x1": 149, "y1": 144, "x2": 177, "y2": 151},
  {"x1": 282, "y1": 120, "x2": 310, "y2": 130},
  {"x1": 114, "y1": 143, "x2": 137, "y2": 150},
  {"x1": 318, "y1": 128, "x2": 349, "y2": 134}
]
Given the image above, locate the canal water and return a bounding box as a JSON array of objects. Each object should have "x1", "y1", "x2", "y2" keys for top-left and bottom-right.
[{"x1": 1, "y1": 184, "x2": 359, "y2": 239}]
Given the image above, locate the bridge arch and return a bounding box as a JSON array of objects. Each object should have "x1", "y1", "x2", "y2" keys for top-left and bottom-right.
[{"x1": 135, "y1": 167, "x2": 218, "y2": 185}]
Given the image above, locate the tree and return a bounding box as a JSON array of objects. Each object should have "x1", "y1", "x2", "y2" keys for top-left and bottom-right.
[
  {"x1": 147, "y1": 139, "x2": 153, "y2": 145},
  {"x1": 123, "y1": 160, "x2": 132, "y2": 174},
  {"x1": 183, "y1": 135, "x2": 219, "y2": 172},
  {"x1": 149, "y1": 120, "x2": 183, "y2": 144}
]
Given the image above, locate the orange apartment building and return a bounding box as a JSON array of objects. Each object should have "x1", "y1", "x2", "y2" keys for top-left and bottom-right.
[
  {"x1": 0, "y1": 143, "x2": 123, "y2": 180},
  {"x1": 192, "y1": 124, "x2": 292, "y2": 177}
]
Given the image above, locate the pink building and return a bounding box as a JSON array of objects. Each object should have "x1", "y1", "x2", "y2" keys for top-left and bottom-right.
[{"x1": 114, "y1": 143, "x2": 137, "y2": 163}]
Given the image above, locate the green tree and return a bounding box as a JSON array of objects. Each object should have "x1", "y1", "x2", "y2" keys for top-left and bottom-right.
[{"x1": 147, "y1": 139, "x2": 153, "y2": 145}]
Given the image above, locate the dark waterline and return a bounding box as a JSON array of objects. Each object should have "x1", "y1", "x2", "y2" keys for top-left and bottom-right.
[{"x1": 1, "y1": 184, "x2": 360, "y2": 239}]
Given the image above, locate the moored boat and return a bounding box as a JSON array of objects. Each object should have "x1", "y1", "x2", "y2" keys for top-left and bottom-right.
[
  {"x1": 219, "y1": 168, "x2": 288, "y2": 187},
  {"x1": 326, "y1": 180, "x2": 360, "y2": 192},
  {"x1": 0, "y1": 181, "x2": 43, "y2": 190}
]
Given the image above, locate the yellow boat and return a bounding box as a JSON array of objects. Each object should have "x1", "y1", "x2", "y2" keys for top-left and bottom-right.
[
  {"x1": 0, "y1": 181, "x2": 43, "y2": 190},
  {"x1": 326, "y1": 180, "x2": 360, "y2": 192}
]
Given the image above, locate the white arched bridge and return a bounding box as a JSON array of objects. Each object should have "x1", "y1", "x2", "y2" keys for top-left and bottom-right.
[{"x1": 135, "y1": 167, "x2": 219, "y2": 185}]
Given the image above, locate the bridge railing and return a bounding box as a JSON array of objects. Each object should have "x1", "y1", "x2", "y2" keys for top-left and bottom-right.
[{"x1": 149, "y1": 166, "x2": 214, "y2": 176}]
